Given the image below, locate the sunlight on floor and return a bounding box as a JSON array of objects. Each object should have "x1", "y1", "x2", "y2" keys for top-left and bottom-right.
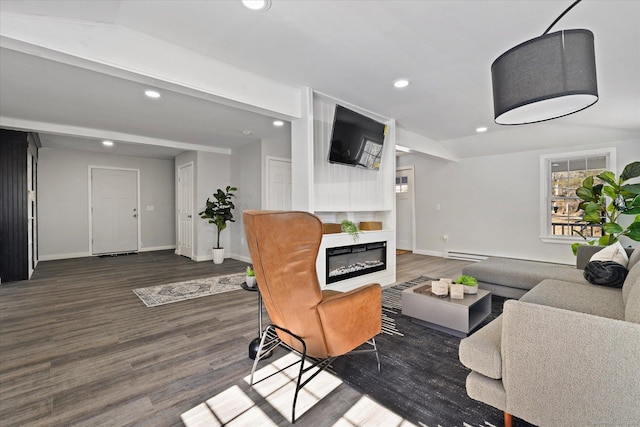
[{"x1": 180, "y1": 352, "x2": 417, "y2": 426}]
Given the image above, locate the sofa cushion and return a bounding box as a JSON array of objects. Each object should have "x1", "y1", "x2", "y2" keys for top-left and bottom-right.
[
  {"x1": 583, "y1": 261, "x2": 628, "y2": 288},
  {"x1": 590, "y1": 241, "x2": 629, "y2": 267},
  {"x1": 462, "y1": 258, "x2": 587, "y2": 291},
  {"x1": 627, "y1": 248, "x2": 640, "y2": 270},
  {"x1": 520, "y1": 279, "x2": 625, "y2": 320},
  {"x1": 459, "y1": 315, "x2": 503, "y2": 379},
  {"x1": 623, "y1": 261, "x2": 640, "y2": 306},
  {"x1": 626, "y1": 275, "x2": 640, "y2": 323}
]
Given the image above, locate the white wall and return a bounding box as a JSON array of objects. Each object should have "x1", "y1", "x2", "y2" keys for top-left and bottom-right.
[
  {"x1": 398, "y1": 139, "x2": 640, "y2": 265},
  {"x1": 230, "y1": 142, "x2": 262, "y2": 261},
  {"x1": 38, "y1": 147, "x2": 175, "y2": 260}
]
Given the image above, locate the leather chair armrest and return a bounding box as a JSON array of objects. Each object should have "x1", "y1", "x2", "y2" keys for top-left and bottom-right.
[{"x1": 317, "y1": 283, "x2": 382, "y2": 357}]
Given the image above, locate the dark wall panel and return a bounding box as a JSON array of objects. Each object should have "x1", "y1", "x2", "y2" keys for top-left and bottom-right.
[{"x1": 1, "y1": 130, "x2": 29, "y2": 283}]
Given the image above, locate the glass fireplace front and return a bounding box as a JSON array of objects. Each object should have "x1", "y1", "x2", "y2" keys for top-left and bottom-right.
[{"x1": 326, "y1": 241, "x2": 387, "y2": 284}]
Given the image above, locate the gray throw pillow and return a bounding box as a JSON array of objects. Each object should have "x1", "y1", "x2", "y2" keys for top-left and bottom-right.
[{"x1": 584, "y1": 261, "x2": 628, "y2": 288}]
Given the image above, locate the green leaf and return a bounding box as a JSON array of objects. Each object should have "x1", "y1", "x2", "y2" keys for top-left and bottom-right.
[
  {"x1": 622, "y1": 183, "x2": 640, "y2": 195},
  {"x1": 598, "y1": 235, "x2": 616, "y2": 245},
  {"x1": 623, "y1": 228, "x2": 640, "y2": 241},
  {"x1": 582, "y1": 175, "x2": 594, "y2": 189},
  {"x1": 571, "y1": 242, "x2": 581, "y2": 256},
  {"x1": 576, "y1": 187, "x2": 595, "y2": 202},
  {"x1": 623, "y1": 206, "x2": 640, "y2": 215},
  {"x1": 583, "y1": 211, "x2": 602, "y2": 223},
  {"x1": 620, "y1": 161, "x2": 640, "y2": 181},
  {"x1": 602, "y1": 222, "x2": 623, "y2": 234},
  {"x1": 584, "y1": 202, "x2": 601, "y2": 213},
  {"x1": 602, "y1": 185, "x2": 617, "y2": 200},
  {"x1": 597, "y1": 171, "x2": 618, "y2": 188}
]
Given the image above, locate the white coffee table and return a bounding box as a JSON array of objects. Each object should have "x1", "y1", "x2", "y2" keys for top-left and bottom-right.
[{"x1": 401, "y1": 283, "x2": 492, "y2": 337}]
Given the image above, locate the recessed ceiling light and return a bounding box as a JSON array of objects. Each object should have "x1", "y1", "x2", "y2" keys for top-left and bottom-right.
[
  {"x1": 242, "y1": 130, "x2": 253, "y2": 135},
  {"x1": 273, "y1": 120, "x2": 284, "y2": 127},
  {"x1": 242, "y1": 0, "x2": 271, "y2": 11},
  {"x1": 102, "y1": 140, "x2": 114, "y2": 147},
  {"x1": 476, "y1": 127, "x2": 488, "y2": 133},
  {"x1": 393, "y1": 79, "x2": 410, "y2": 89},
  {"x1": 144, "y1": 90, "x2": 161, "y2": 99}
]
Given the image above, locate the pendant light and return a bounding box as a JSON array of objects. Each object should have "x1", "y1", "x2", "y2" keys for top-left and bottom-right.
[{"x1": 491, "y1": 0, "x2": 598, "y2": 125}]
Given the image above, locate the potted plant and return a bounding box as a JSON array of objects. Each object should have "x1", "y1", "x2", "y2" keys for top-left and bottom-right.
[
  {"x1": 246, "y1": 265, "x2": 256, "y2": 288},
  {"x1": 341, "y1": 219, "x2": 360, "y2": 242},
  {"x1": 199, "y1": 185, "x2": 237, "y2": 264},
  {"x1": 455, "y1": 274, "x2": 478, "y2": 294},
  {"x1": 572, "y1": 161, "x2": 640, "y2": 255}
]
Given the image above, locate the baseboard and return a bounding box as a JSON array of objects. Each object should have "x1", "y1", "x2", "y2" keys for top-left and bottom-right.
[
  {"x1": 413, "y1": 249, "x2": 445, "y2": 257},
  {"x1": 229, "y1": 253, "x2": 252, "y2": 263},
  {"x1": 39, "y1": 252, "x2": 90, "y2": 261},
  {"x1": 140, "y1": 245, "x2": 176, "y2": 252}
]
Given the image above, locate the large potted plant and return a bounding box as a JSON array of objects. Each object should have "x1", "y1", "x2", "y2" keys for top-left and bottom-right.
[
  {"x1": 572, "y1": 161, "x2": 640, "y2": 254},
  {"x1": 199, "y1": 185, "x2": 237, "y2": 264}
]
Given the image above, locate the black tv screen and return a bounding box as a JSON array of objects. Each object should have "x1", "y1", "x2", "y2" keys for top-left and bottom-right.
[{"x1": 328, "y1": 105, "x2": 386, "y2": 171}]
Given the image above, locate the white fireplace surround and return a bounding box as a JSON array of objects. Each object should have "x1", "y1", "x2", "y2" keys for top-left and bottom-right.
[
  {"x1": 309, "y1": 93, "x2": 397, "y2": 292},
  {"x1": 317, "y1": 230, "x2": 396, "y2": 292}
]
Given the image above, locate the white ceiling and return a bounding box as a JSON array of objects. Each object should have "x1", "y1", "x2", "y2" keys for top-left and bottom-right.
[{"x1": 0, "y1": 0, "x2": 638, "y2": 159}]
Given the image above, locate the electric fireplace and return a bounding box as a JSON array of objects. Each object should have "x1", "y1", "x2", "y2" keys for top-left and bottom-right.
[{"x1": 326, "y1": 241, "x2": 387, "y2": 284}]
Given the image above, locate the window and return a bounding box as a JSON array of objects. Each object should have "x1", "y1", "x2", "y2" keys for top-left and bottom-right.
[
  {"x1": 540, "y1": 149, "x2": 616, "y2": 242},
  {"x1": 395, "y1": 175, "x2": 408, "y2": 193}
]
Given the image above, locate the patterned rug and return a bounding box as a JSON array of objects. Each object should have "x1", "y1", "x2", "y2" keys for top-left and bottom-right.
[
  {"x1": 133, "y1": 273, "x2": 246, "y2": 307},
  {"x1": 331, "y1": 277, "x2": 535, "y2": 427}
]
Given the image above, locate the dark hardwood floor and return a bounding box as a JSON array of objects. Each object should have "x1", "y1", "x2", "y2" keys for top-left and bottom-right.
[{"x1": 0, "y1": 250, "x2": 471, "y2": 426}]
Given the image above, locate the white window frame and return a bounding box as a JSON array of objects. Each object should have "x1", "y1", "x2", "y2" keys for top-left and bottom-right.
[{"x1": 539, "y1": 148, "x2": 616, "y2": 244}]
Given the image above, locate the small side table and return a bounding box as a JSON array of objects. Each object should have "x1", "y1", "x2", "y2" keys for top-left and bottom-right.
[{"x1": 240, "y1": 282, "x2": 273, "y2": 360}]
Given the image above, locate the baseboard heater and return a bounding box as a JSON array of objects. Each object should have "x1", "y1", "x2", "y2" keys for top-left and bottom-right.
[{"x1": 445, "y1": 251, "x2": 488, "y2": 262}]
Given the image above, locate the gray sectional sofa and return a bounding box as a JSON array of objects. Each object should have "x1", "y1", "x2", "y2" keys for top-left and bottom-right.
[
  {"x1": 459, "y1": 246, "x2": 640, "y2": 427},
  {"x1": 461, "y1": 246, "x2": 634, "y2": 299}
]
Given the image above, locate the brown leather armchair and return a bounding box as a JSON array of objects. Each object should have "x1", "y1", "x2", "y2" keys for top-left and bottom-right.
[{"x1": 243, "y1": 210, "x2": 382, "y2": 422}]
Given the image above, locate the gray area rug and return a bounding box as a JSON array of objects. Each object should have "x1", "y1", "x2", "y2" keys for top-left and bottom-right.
[
  {"x1": 133, "y1": 272, "x2": 245, "y2": 307},
  {"x1": 331, "y1": 276, "x2": 535, "y2": 427}
]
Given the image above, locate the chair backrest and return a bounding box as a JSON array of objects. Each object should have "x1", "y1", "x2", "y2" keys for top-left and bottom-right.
[{"x1": 243, "y1": 210, "x2": 329, "y2": 356}]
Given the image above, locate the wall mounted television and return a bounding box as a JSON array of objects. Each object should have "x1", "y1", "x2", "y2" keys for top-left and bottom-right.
[{"x1": 328, "y1": 105, "x2": 387, "y2": 171}]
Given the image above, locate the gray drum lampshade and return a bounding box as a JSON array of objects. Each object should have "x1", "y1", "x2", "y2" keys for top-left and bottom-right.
[{"x1": 491, "y1": 29, "x2": 598, "y2": 125}]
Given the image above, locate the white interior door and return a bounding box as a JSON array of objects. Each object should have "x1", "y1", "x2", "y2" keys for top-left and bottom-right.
[
  {"x1": 91, "y1": 168, "x2": 139, "y2": 255},
  {"x1": 177, "y1": 163, "x2": 194, "y2": 258},
  {"x1": 396, "y1": 167, "x2": 415, "y2": 251},
  {"x1": 267, "y1": 157, "x2": 292, "y2": 210}
]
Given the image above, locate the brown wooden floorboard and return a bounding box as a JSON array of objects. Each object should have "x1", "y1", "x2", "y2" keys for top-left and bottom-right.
[{"x1": 0, "y1": 249, "x2": 471, "y2": 426}]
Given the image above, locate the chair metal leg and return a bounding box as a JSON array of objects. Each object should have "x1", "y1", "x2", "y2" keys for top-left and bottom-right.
[
  {"x1": 349, "y1": 337, "x2": 381, "y2": 372},
  {"x1": 250, "y1": 324, "x2": 381, "y2": 423}
]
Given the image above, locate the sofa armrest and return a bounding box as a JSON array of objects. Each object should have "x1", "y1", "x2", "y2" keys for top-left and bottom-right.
[
  {"x1": 317, "y1": 283, "x2": 382, "y2": 357},
  {"x1": 501, "y1": 300, "x2": 640, "y2": 426}
]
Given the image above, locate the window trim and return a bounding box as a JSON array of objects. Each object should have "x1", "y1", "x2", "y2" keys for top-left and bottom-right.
[{"x1": 539, "y1": 148, "x2": 616, "y2": 244}]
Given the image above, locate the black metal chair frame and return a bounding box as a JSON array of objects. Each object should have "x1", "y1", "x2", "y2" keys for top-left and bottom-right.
[{"x1": 249, "y1": 323, "x2": 380, "y2": 423}]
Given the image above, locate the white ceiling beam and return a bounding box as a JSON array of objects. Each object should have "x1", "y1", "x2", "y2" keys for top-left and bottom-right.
[{"x1": 0, "y1": 12, "x2": 302, "y2": 121}]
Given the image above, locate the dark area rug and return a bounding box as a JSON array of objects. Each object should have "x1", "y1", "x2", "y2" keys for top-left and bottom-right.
[{"x1": 330, "y1": 277, "x2": 536, "y2": 427}]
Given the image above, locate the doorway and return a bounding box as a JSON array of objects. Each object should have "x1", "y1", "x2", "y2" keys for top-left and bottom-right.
[
  {"x1": 177, "y1": 162, "x2": 194, "y2": 259},
  {"x1": 90, "y1": 167, "x2": 139, "y2": 255},
  {"x1": 266, "y1": 157, "x2": 292, "y2": 210},
  {"x1": 396, "y1": 166, "x2": 415, "y2": 252}
]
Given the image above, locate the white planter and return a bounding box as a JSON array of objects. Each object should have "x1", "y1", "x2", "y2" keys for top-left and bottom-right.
[
  {"x1": 246, "y1": 276, "x2": 256, "y2": 288},
  {"x1": 463, "y1": 285, "x2": 478, "y2": 294},
  {"x1": 212, "y1": 248, "x2": 225, "y2": 264}
]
